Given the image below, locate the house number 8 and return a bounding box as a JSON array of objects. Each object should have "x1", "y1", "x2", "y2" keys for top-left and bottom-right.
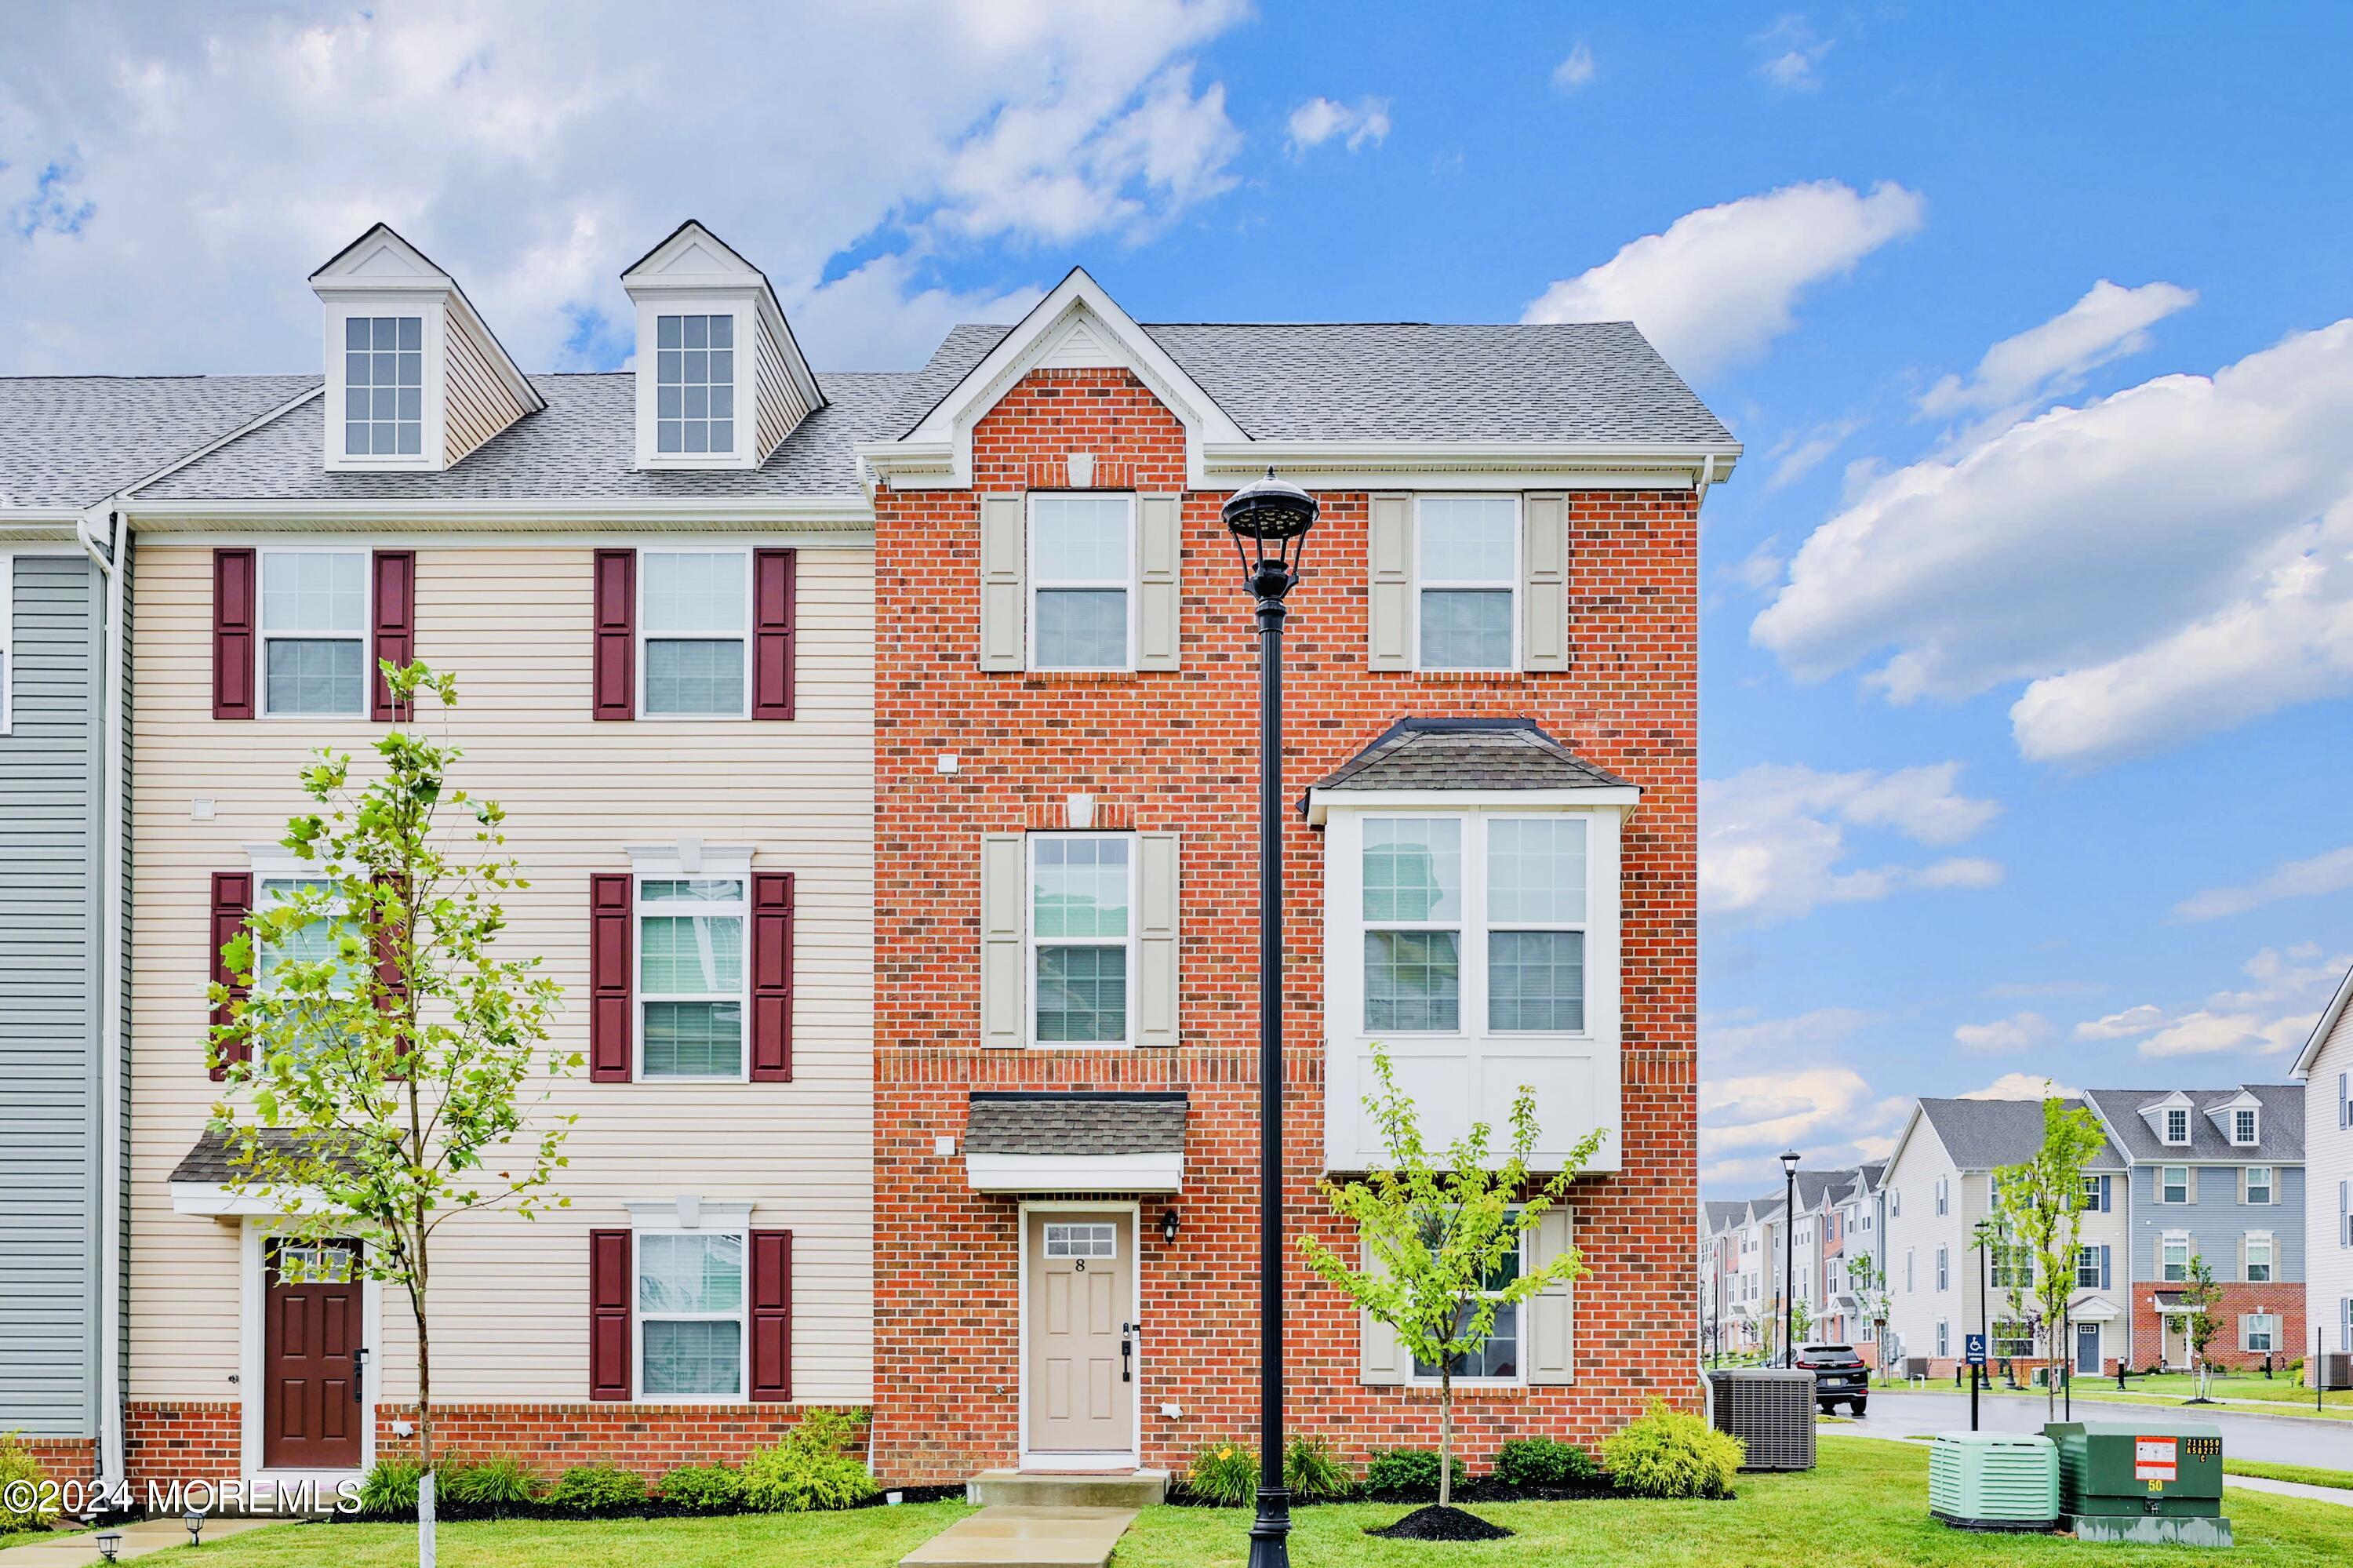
[{"x1": 1075, "y1": 1259, "x2": 1088, "y2": 1272}]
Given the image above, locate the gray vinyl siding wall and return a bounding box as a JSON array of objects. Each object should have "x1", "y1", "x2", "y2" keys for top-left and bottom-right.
[
  {"x1": 0, "y1": 551, "x2": 105, "y2": 1438},
  {"x1": 2132, "y1": 1162, "x2": 2306, "y2": 1282}
]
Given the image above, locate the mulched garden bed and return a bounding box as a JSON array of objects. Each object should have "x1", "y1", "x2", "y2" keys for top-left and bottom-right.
[
  {"x1": 1366, "y1": 1504, "x2": 1516, "y2": 1541},
  {"x1": 1165, "y1": 1475, "x2": 1671, "y2": 1508},
  {"x1": 333, "y1": 1482, "x2": 968, "y2": 1525}
]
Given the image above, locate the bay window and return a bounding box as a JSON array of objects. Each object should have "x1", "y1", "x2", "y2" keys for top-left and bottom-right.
[
  {"x1": 636, "y1": 1230, "x2": 746, "y2": 1398},
  {"x1": 1359, "y1": 814, "x2": 1588, "y2": 1036}
]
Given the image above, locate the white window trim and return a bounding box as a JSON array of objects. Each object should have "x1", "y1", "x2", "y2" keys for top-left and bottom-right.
[
  {"x1": 1409, "y1": 1222, "x2": 1529, "y2": 1388},
  {"x1": 631, "y1": 294, "x2": 758, "y2": 471},
  {"x1": 238, "y1": 1221, "x2": 381, "y2": 1479},
  {"x1": 632, "y1": 865, "x2": 752, "y2": 1085},
  {"x1": 649, "y1": 311, "x2": 742, "y2": 462},
  {"x1": 2231, "y1": 1108, "x2": 2260, "y2": 1146},
  {"x1": 636, "y1": 548, "x2": 755, "y2": 721},
  {"x1": 2245, "y1": 1165, "x2": 2274, "y2": 1205},
  {"x1": 631, "y1": 1225, "x2": 751, "y2": 1404},
  {"x1": 1934, "y1": 1176, "x2": 1948, "y2": 1216},
  {"x1": 2076, "y1": 1246, "x2": 2102, "y2": 1287},
  {"x1": 2161, "y1": 1231, "x2": 2191, "y2": 1282},
  {"x1": 2245, "y1": 1231, "x2": 2275, "y2": 1282},
  {"x1": 2164, "y1": 1108, "x2": 2191, "y2": 1145},
  {"x1": 322, "y1": 300, "x2": 446, "y2": 473},
  {"x1": 1016, "y1": 1199, "x2": 1142, "y2": 1471},
  {"x1": 2159, "y1": 1164, "x2": 2189, "y2": 1204},
  {"x1": 1026, "y1": 491, "x2": 1138, "y2": 673},
  {"x1": 256, "y1": 548, "x2": 373, "y2": 719},
  {"x1": 1411, "y1": 493, "x2": 1521, "y2": 672},
  {"x1": 1025, "y1": 830, "x2": 1139, "y2": 1050},
  {"x1": 1936, "y1": 1246, "x2": 1949, "y2": 1292}
]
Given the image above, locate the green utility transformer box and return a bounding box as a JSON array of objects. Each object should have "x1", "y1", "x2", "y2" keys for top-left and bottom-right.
[{"x1": 2043, "y1": 1421, "x2": 2231, "y2": 1548}]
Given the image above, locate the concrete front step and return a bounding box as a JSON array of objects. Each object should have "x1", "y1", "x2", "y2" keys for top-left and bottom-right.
[
  {"x1": 900, "y1": 1505, "x2": 1139, "y2": 1568},
  {"x1": 965, "y1": 1470, "x2": 1169, "y2": 1509}
]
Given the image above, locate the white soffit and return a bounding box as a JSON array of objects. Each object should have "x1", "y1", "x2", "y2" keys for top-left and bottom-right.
[{"x1": 965, "y1": 1151, "x2": 1185, "y2": 1194}]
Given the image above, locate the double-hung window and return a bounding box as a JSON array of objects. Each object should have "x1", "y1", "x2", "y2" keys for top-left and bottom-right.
[
  {"x1": 2081, "y1": 1174, "x2": 2102, "y2": 1209},
  {"x1": 1992, "y1": 1320, "x2": 2034, "y2": 1359},
  {"x1": 2242, "y1": 1312, "x2": 2278, "y2": 1354},
  {"x1": 1029, "y1": 833, "x2": 1134, "y2": 1045},
  {"x1": 1990, "y1": 1246, "x2": 2029, "y2": 1290},
  {"x1": 1935, "y1": 1246, "x2": 1949, "y2": 1291},
  {"x1": 2233, "y1": 1108, "x2": 2258, "y2": 1144},
  {"x1": 1486, "y1": 818, "x2": 1587, "y2": 1031},
  {"x1": 1028, "y1": 494, "x2": 1134, "y2": 670},
  {"x1": 1414, "y1": 496, "x2": 1518, "y2": 669},
  {"x1": 1935, "y1": 1319, "x2": 1950, "y2": 1358},
  {"x1": 636, "y1": 1231, "x2": 745, "y2": 1398},
  {"x1": 260, "y1": 551, "x2": 369, "y2": 716},
  {"x1": 1410, "y1": 1222, "x2": 1523, "y2": 1382},
  {"x1": 1934, "y1": 1177, "x2": 1948, "y2": 1216},
  {"x1": 641, "y1": 551, "x2": 749, "y2": 716},
  {"x1": 2165, "y1": 1107, "x2": 2189, "y2": 1144},
  {"x1": 2162, "y1": 1236, "x2": 2190, "y2": 1282},
  {"x1": 2161, "y1": 1166, "x2": 2188, "y2": 1204},
  {"x1": 344, "y1": 315, "x2": 423, "y2": 457},
  {"x1": 2245, "y1": 1166, "x2": 2272, "y2": 1205},
  {"x1": 2246, "y1": 1233, "x2": 2274, "y2": 1282},
  {"x1": 638, "y1": 877, "x2": 747, "y2": 1079},
  {"x1": 1360, "y1": 814, "x2": 1590, "y2": 1036},
  {"x1": 2076, "y1": 1246, "x2": 2101, "y2": 1287},
  {"x1": 655, "y1": 315, "x2": 735, "y2": 456},
  {"x1": 1362, "y1": 818, "x2": 1464, "y2": 1031}
]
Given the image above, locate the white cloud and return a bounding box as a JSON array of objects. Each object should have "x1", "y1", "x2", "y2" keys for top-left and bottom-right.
[
  {"x1": 1754, "y1": 16, "x2": 1833, "y2": 92},
  {"x1": 1702, "y1": 1006, "x2": 1880, "y2": 1063},
  {"x1": 1753, "y1": 320, "x2": 2353, "y2": 764},
  {"x1": 2173, "y1": 843, "x2": 2353, "y2": 921},
  {"x1": 1522, "y1": 180, "x2": 1925, "y2": 378},
  {"x1": 1953, "y1": 1011, "x2": 2054, "y2": 1054},
  {"x1": 1919, "y1": 280, "x2": 2197, "y2": 424},
  {"x1": 1285, "y1": 94, "x2": 1391, "y2": 157},
  {"x1": 1698, "y1": 1067, "x2": 1907, "y2": 1188},
  {"x1": 1729, "y1": 534, "x2": 1787, "y2": 593},
  {"x1": 1764, "y1": 418, "x2": 1864, "y2": 492},
  {"x1": 1701, "y1": 761, "x2": 2002, "y2": 926},
  {"x1": 1551, "y1": 44, "x2": 1597, "y2": 93},
  {"x1": 1962, "y1": 1072, "x2": 2086, "y2": 1101},
  {"x1": 0, "y1": 0, "x2": 1250, "y2": 375},
  {"x1": 2072, "y1": 1003, "x2": 2165, "y2": 1042}
]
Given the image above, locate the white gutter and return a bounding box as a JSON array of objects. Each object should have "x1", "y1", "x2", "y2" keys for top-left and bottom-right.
[
  {"x1": 73, "y1": 501, "x2": 128, "y2": 1499},
  {"x1": 122, "y1": 495, "x2": 876, "y2": 529}
]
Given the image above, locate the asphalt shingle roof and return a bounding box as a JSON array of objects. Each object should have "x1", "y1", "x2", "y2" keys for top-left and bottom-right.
[
  {"x1": 1309, "y1": 718, "x2": 1634, "y2": 799},
  {"x1": 0, "y1": 375, "x2": 319, "y2": 508},
  {"x1": 965, "y1": 1091, "x2": 1188, "y2": 1157},
  {"x1": 1915, "y1": 1097, "x2": 2127, "y2": 1173},
  {"x1": 169, "y1": 1126, "x2": 352, "y2": 1184},
  {"x1": 2082, "y1": 1086, "x2": 2304, "y2": 1162}
]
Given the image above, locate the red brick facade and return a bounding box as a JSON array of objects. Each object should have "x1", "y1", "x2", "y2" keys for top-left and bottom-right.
[
  {"x1": 2131, "y1": 1286, "x2": 2304, "y2": 1373},
  {"x1": 14, "y1": 1437, "x2": 97, "y2": 1487},
  {"x1": 124, "y1": 1402, "x2": 241, "y2": 1486},
  {"x1": 870, "y1": 366, "x2": 1700, "y2": 1483}
]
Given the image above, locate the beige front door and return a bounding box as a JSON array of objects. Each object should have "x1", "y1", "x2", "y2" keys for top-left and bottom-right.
[{"x1": 1026, "y1": 1211, "x2": 1133, "y2": 1457}]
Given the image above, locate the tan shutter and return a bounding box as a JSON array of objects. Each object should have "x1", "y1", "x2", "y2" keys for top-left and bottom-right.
[
  {"x1": 1522, "y1": 493, "x2": 1569, "y2": 672},
  {"x1": 1367, "y1": 493, "x2": 1413, "y2": 670},
  {"x1": 2235, "y1": 1234, "x2": 2247, "y2": 1281},
  {"x1": 1359, "y1": 1231, "x2": 1405, "y2": 1386},
  {"x1": 1137, "y1": 831, "x2": 1180, "y2": 1048},
  {"x1": 980, "y1": 832, "x2": 1026, "y2": 1047},
  {"x1": 2185, "y1": 1166, "x2": 2198, "y2": 1204},
  {"x1": 979, "y1": 494, "x2": 1026, "y2": 671},
  {"x1": 1526, "y1": 1203, "x2": 1577, "y2": 1384},
  {"x1": 1136, "y1": 495, "x2": 1182, "y2": 671}
]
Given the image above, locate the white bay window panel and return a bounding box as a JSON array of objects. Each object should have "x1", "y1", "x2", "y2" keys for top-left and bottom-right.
[
  {"x1": 1029, "y1": 493, "x2": 1135, "y2": 670},
  {"x1": 641, "y1": 551, "x2": 750, "y2": 716},
  {"x1": 260, "y1": 551, "x2": 369, "y2": 716},
  {"x1": 638, "y1": 876, "x2": 747, "y2": 1079},
  {"x1": 1415, "y1": 497, "x2": 1518, "y2": 670},
  {"x1": 1324, "y1": 804, "x2": 1624, "y2": 1173},
  {"x1": 635, "y1": 1231, "x2": 747, "y2": 1399}
]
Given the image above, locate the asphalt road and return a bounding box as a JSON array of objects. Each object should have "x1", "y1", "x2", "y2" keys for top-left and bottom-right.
[{"x1": 1845, "y1": 1387, "x2": 2353, "y2": 1468}]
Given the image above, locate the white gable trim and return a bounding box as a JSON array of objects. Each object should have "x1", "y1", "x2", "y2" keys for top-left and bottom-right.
[
  {"x1": 311, "y1": 224, "x2": 543, "y2": 424},
  {"x1": 2292, "y1": 959, "x2": 2353, "y2": 1079},
  {"x1": 871, "y1": 267, "x2": 1246, "y2": 491},
  {"x1": 621, "y1": 220, "x2": 823, "y2": 426}
]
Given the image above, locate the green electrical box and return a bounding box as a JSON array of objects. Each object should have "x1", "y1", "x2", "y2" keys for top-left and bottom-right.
[{"x1": 2043, "y1": 1421, "x2": 2231, "y2": 1547}]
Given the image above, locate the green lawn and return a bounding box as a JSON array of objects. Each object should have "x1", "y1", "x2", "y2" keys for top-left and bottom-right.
[
  {"x1": 177, "y1": 1439, "x2": 2351, "y2": 1568},
  {"x1": 1874, "y1": 1372, "x2": 2353, "y2": 1421}
]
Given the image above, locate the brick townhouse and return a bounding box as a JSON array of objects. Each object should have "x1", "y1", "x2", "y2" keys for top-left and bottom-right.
[{"x1": 858, "y1": 268, "x2": 1736, "y2": 1479}]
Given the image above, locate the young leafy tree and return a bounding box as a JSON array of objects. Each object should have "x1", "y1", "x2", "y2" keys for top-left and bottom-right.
[
  {"x1": 1300, "y1": 1045, "x2": 1604, "y2": 1510},
  {"x1": 209, "y1": 662, "x2": 574, "y2": 1555},
  {"x1": 1847, "y1": 1252, "x2": 1892, "y2": 1376},
  {"x1": 1991, "y1": 1094, "x2": 2108, "y2": 1417},
  {"x1": 2179, "y1": 1253, "x2": 2225, "y2": 1399}
]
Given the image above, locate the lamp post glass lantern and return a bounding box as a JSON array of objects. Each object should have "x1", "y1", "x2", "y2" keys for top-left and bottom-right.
[
  {"x1": 1780, "y1": 1151, "x2": 1799, "y2": 1369},
  {"x1": 1224, "y1": 468, "x2": 1317, "y2": 1568}
]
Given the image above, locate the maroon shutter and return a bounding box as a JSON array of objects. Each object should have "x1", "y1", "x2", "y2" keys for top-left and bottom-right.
[
  {"x1": 751, "y1": 548, "x2": 796, "y2": 720},
  {"x1": 592, "y1": 548, "x2": 636, "y2": 720},
  {"x1": 589, "y1": 874, "x2": 633, "y2": 1082},
  {"x1": 213, "y1": 548, "x2": 257, "y2": 720},
  {"x1": 375, "y1": 872, "x2": 411, "y2": 1073},
  {"x1": 209, "y1": 872, "x2": 253, "y2": 1080},
  {"x1": 588, "y1": 1229, "x2": 632, "y2": 1401},
  {"x1": 370, "y1": 549, "x2": 416, "y2": 722},
  {"x1": 749, "y1": 1228, "x2": 792, "y2": 1402},
  {"x1": 749, "y1": 871, "x2": 793, "y2": 1082}
]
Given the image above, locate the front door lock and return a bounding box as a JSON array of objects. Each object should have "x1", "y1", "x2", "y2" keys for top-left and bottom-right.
[
  {"x1": 352, "y1": 1346, "x2": 369, "y2": 1403},
  {"x1": 1121, "y1": 1322, "x2": 1138, "y2": 1384}
]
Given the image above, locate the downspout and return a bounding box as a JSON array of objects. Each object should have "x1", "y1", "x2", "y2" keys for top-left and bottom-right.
[{"x1": 75, "y1": 502, "x2": 128, "y2": 1500}]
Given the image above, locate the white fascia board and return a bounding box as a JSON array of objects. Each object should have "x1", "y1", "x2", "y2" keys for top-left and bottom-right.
[
  {"x1": 0, "y1": 513, "x2": 84, "y2": 540},
  {"x1": 965, "y1": 1151, "x2": 1184, "y2": 1194},
  {"x1": 121, "y1": 497, "x2": 875, "y2": 530},
  {"x1": 1304, "y1": 785, "x2": 1640, "y2": 827},
  {"x1": 2068, "y1": 1293, "x2": 2122, "y2": 1322},
  {"x1": 170, "y1": 1183, "x2": 342, "y2": 1217},
  {"x1": 623, "y1": 221, "x2": 824, "y2": 416},
  {"x1": 1205, "y1": 438, "x2": 1744, "y2": 490},
  {"x1": 2291, "y1": 960, "x2": 2353, "y2": 1079}
]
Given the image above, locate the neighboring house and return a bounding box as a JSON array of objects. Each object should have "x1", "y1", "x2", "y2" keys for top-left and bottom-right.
[
  {"x1": 1698, "y1": 1200, "x2": 1746, "y2": 1357},
  {"x1": 1699, "y1": 1171, "x2": 1860, "y2": 1360},
  {"x1": 2292, "y1": 963, "x2": 2353, "y2": 1362},
  {"x1": 0, "y1": 374, "x2": 314, "y2": 1490},
  {"x1": 2082, "y1": 1086, "x2": 2306, "y2": 1371},
  {"x1": 860, "y1": 267, "x2": 1737, "y2": 1479},
  {"x1": 1828, "y1": 1162, "x2": 1888, "y2": 1359},
  {"x1": 1880, "y1": 1098, "x2": 2129, "y2": 1376}
]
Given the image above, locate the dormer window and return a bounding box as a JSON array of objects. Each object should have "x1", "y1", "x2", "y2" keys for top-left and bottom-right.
[
  {"x1": 656, "y1": 315, "x2": 736, "y2": 456},
  {"x1": 2232, "y1": 1107, "x2": 2258, "y2": 1145},
  {"x1": 2165, "y1": 1107, "x2": 2189, "y2": 1144},
  {"x1": 344, "y1": 316, "x2": 424, "y2": 457}
]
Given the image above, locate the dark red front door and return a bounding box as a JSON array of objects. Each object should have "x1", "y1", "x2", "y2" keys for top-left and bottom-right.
[{"x1": 263, "y1": 1239, "x2": 364, "y2": 1468}]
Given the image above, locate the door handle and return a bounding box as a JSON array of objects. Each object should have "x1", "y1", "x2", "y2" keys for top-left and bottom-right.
[
  {"x1": 353, "y1": 1347, "x2": 369, "y2": 1402},
  {"x1": 1121, "y1": 1322, "x2": 1136, "y2": 1384}
]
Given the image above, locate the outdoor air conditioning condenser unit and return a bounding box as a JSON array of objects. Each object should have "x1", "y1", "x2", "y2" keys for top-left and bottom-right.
[
  {"x1": 1704, "y1": 1368, "x2": 1816, "y2": 1471},
  {"x1": 1928, "y1": 1432, "x2": 2059, "y2": 1530}
]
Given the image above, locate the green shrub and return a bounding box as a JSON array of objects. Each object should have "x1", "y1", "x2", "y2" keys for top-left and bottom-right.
[
  {"x1": 437, "y1": 1453, "x2": 539, "y2": 1508},
  {"x1": 1602, "y1": 1399, "x2": 1742, "y2": 1500},
  {"x1": 544, "y1": 1463, "x2": 648, "y2": 1515},
  {"x1": 1497, "y1": 1435, "x2": 1599, "y2": 1489},
  {"x1": 658, "y1": 1463, "x2": 744, "y2": 1514},
  {"x1": 740, "y1": 1410, "x2": 878, "y2": 1513},
  {"x1": 1283, "y1": 1435, "x2": 1354, "y2": 1501},
  {"x1": 0, "y1": 1434, "x2": 56, "y2": 1531},
  {"x1": 357, "y1": 1459, "x2": 424, "y2": 1519},
  {"x1": 1184, "y1": 1442, "x2": 1257, "y2": 1506},
  {"x1": 1364, "y1": 1446, "x2": 1467, "y2": 1497}
]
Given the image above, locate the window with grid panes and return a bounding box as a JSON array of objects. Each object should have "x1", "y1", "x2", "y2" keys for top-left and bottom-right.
[{"x1": 638, "y1": 878, "x2": 746, "y2": 1077}]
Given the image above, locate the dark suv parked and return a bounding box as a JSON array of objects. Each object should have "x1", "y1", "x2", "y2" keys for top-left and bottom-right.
[{"x1": 1795, "y1": 1342, "x2": 1868, "y2": 1414}]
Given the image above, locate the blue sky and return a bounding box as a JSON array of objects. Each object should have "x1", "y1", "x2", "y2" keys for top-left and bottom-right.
[{"x1": 7, "y1": 3, "x2": 2351, "y2": 1194}]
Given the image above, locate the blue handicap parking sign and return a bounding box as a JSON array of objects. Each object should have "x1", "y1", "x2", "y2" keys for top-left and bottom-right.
[{"x1": 1964, "y1": 1333, "x2": 1988, "y2": 1366}]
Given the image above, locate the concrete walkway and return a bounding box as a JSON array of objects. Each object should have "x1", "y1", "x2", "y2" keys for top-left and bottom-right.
[
  {"x1": 0, "y1": 1519, "x2": 282, "y2": 1566},
  {"x1": 2225, "y1": 1475, "x2": 2353, "y2": 1508},
  {"x1": 899, "y1": 1506, "x2": 1138, "y2": 1568}
]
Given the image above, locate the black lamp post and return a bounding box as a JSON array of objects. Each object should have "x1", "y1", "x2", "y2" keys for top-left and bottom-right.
[
  {"x1": 1223, "y1": 468, "x2": 1318, "y2": 1568},
  {"x1": 1971, "y1": 1217, "x2": 1994, "y2": 1431},
  {"x1": 1780, "y1": 1151, "x2": 1799, "y2": 1368}
]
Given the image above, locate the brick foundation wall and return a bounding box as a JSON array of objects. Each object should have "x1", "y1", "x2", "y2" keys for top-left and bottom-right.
[
  {"x1": 2128, "y1": 1285, "x2": 2305, "y2": 1371},
  {"x1": 14, "y1": 1437, "x2": 97, "y2": 1486},
  {"x1": 871, "y1": 367, "x2": 1700, "y2": 1483},
  {"x1": 124, "y1": 1402, "x2": 241, "y2": 1486}
]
